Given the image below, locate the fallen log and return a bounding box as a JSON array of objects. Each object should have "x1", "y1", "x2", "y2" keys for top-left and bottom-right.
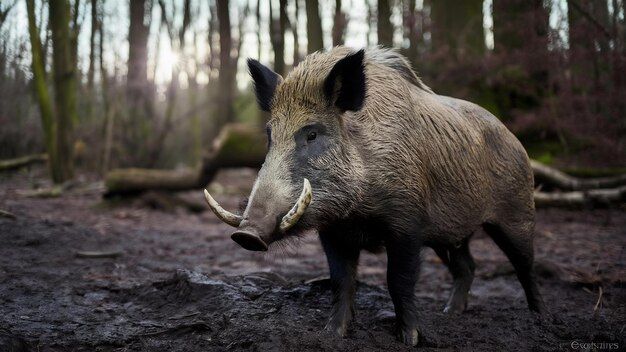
[
  {"x1": 104, "y1": 123, "x2": 266, "y2": 195},
  {"x1": 534, "y1": 186, "x2": 626, "y2": 208},
  {"x1": 531, "y1": 160, "x2": 626, "y2": 191},
  {"x1": 0, "y1": 154, "x2": 48, "y2": 172}
]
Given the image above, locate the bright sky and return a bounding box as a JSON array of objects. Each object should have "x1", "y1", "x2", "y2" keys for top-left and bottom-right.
[{"x1": 5, "y1": 0, "x2": 591, "y2": 93}]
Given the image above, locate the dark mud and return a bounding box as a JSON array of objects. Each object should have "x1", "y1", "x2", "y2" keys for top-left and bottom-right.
[{"x1": 0, "y1": 169, "x2": 625, "y2": 351}]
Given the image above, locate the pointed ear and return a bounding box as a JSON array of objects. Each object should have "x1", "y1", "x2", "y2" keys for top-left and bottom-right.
[
  {"x1": 248, "y1": 59, "x2": 282, "y2": 112},
  {"x1": 323, "y1": 49, "x2": 366, "y2": 112}
]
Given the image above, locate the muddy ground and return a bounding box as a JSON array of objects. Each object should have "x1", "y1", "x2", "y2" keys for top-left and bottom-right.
[{"x1": 0, "y1": 168, "x2": 625, "y2": 351}]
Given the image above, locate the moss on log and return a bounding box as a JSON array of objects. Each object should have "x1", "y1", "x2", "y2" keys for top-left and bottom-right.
[
  {"x1": 105, "y1": 123, "x2": 266, "y2": 195},
  {"x1": 0, "y1": 154, "x2": 48, "y2": 172}
]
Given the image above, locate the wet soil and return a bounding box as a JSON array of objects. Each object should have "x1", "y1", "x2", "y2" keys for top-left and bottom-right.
[{"x1": 0, "y1": 168, "x2": 625, "y2": 351}]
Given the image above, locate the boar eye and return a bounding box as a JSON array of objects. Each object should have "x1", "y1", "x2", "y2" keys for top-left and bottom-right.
[{"x1": 307, "y1": 131, "x2": 317, "y2": 141}]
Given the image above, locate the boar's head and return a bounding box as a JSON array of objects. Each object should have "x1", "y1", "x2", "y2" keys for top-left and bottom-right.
[{"x1": 205, "y1": 49, "x2": 367, "y2": 251}]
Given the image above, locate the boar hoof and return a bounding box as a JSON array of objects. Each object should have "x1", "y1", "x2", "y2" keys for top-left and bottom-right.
[
  {"x1": 443, "y1": 301, "x2": 467, "y2": 314},
  {"x1": 397, "y1": 327, "x2": 419, "y2": 346},
  {"x1": 323, "y1": 321, "x2": 348, "y2": 338}
]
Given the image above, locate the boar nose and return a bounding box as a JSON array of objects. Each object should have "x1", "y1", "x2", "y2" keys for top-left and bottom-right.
[{"x1": 231, "y1": 226, "x2": 269, "y2": 252}]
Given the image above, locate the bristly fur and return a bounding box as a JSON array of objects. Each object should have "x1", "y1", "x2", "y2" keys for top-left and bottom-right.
[{"x1": 241, "y1": 46, "x2": 545, "y2": 344}]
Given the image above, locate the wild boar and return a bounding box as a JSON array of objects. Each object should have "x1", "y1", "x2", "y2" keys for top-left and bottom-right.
[{"x1": 204, "y1": 46, "x2": 547, "y2": 346}]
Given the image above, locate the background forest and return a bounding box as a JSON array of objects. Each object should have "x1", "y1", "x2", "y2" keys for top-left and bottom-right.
[{"x1": 0, "y1": 0, "x2": 625, "y2": 184}]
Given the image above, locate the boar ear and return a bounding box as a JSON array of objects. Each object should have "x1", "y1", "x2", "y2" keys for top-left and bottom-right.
[
  {"x1": 248, "y1": 59, "x2": 282, "y2": 112},
  {"x1": 323, "y1": 49, "x2": 366, "y2": 112}
]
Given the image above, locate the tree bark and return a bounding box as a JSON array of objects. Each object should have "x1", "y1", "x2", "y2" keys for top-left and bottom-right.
[
  {"x1": 26, "y1": 0, "x2": 59, "y2": 182},
  {"x1": 306, "y1": 0, "x2": 323, "y2": 53},
  {"x1": 292, "y1": 0, "x2": 301, "y2": 65},
  {"x1": 211, "y1": 0, "x2": 236, "y2": 141},
  {"x1": 87, "y1": 0, "x2": 97, "y2": 89},
  {"x1": 269, "y1": 0, "x2": 287, "y2": 75},
  {"x1": 404, "y1": 0, "x2": 420, "y2": 66},
  {"x1": 49, "y1": 0, "x2": 77, "y2": 181},
  {"x1": 332, "y1": 0, "x2": 346, "y2": 46},
  {"x1": 126, "y1": 0, "x2": 153, "y2": 166},
  {"x1": 127, "y1": 0, "x2": 151, "y2": 110},
  {"x1": 377, "y1": 0, "x2": 393, "y2": 47}
]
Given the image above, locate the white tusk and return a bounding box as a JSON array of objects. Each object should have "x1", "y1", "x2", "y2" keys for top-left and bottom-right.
[
  {"x1": 204, "y1": 189, "x2": 243, "y2": 227},
  {"x1": 279, "y1": 178, "x2": 312, "y2": 232}
]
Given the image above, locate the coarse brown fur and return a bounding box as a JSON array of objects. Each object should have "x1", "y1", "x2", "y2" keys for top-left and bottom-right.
[
  {"x1": 269, "y1": 47, "x2": 534, "y2": 244},
  {"x1": 235, "y1": 46, "x2": 546, "y2": 346}
]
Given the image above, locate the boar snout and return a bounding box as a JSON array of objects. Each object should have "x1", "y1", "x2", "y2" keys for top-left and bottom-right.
[
  {"x1": 231, "y1": 225, "x2": 270, "y2": 252},
  {"x1": 204, "y1": 179, "x2": 313, "y2": 251}
]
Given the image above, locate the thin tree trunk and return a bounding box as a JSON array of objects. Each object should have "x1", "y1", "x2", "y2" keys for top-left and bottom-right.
[
  {"x1": 269, "y1": 0, "x2": 286, "y2": 75},
  {"x1": 377, "y1": 0, "x2": 393, "y2": 47},
  {"x1": 209, "y1": 0, "x2": 236, "y2": 141},
  {"x1": 87, "y1": 0, "x2": 96, "y2": 89},
  {"x1": 99, "y1": 18, "x2": 114, "y2": 173},
  {"x1": 306, "y1": 0, "x2": 323, "y2": 53},
  {"x1": 332, "y1": 0, "x2": 346, "y2": 46},
  {"x1": 292, "y1": 0, "x2": 300, "y2": 65},
  {"x1": 404, "y1": 0, "x2": 420, "y2": 66},
  {"x1": 256, "y1": 0, "x2": 262, "y2": 59}
]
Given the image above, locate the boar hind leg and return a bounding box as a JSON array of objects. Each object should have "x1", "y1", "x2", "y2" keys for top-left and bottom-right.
[
  {"x1": 320, "y1": 231, "x2": 360, "y2": 338},
  {"x1": 386, "y1": 235, "x2": 421, "y2": 346},
  {"x1": 483, "y1": 223, "x2": 547, "y2": 314},
  {"x1": 436, "y1": 238, "x2": 476, "y2": 314}
]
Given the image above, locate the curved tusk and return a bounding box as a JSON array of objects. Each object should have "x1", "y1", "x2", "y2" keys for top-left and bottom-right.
[
  {"x1": 204, "y1": 189, "x2": 243, "y2": 227},
  {"x1": 279, "y1": 178, "x2": 312, "y2": 232}
]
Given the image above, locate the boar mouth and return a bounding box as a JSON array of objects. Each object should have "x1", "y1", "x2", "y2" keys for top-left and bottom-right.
[{"x1": 204, "y1": 179, "x2": 312, "y2": 251}]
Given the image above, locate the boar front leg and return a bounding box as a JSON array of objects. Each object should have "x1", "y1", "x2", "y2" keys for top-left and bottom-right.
[
  {"x1": 319, "y1": 231, "x2": 360, "y2": 338},
  {"x1": 386, "y1": 234, "x2": 422, "y2": 346}
]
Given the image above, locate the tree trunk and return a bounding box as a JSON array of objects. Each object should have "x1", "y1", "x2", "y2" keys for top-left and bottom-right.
[
  {"x1": 26, "y1": 0, "x2": 60, "y2": 182},
  {"x1": 269, "y1": 0, "x2": 287, "y2": 76},
  {"x1": 87, "y1": 0, "x2": 97, "y2": 89},
  {"x1": 306, "y1": 0, "x2": 323, "y2": 53},
  {"x1": 256, "y1": 0, "x2": 262, "y2": 59},
  {"x1": 49, "y1": 0, "x2": 77, "y2": 182},
  {"x1": 126, "y1": 0, "x2": 152, "y2": 165},
  {"x1": 429, "y1": 0, "x2": 484, "y2": 58},
  {"x1": 209, "y1": 0, "x2": 236, "y2": 142},
  {"x1": 127, "y1": 0, "x2": 151, "y2": 108},
  {"x1": 292, "y1": 0, "x2": 301, "y2": 65},
  {"x1": 404, "y1": 0, "x2": 420, "y2": 66},
  {"x1": 332, "y1": 0, "x2": 346, "y2": 46},
  {"x1": 377, "y1": 0, "x2": 393, "y2": 47}
]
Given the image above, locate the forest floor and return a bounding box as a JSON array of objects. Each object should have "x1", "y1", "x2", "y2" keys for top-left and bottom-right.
[{"x1": 0, "y1": 168, "x2": 625, "y2": 352}]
